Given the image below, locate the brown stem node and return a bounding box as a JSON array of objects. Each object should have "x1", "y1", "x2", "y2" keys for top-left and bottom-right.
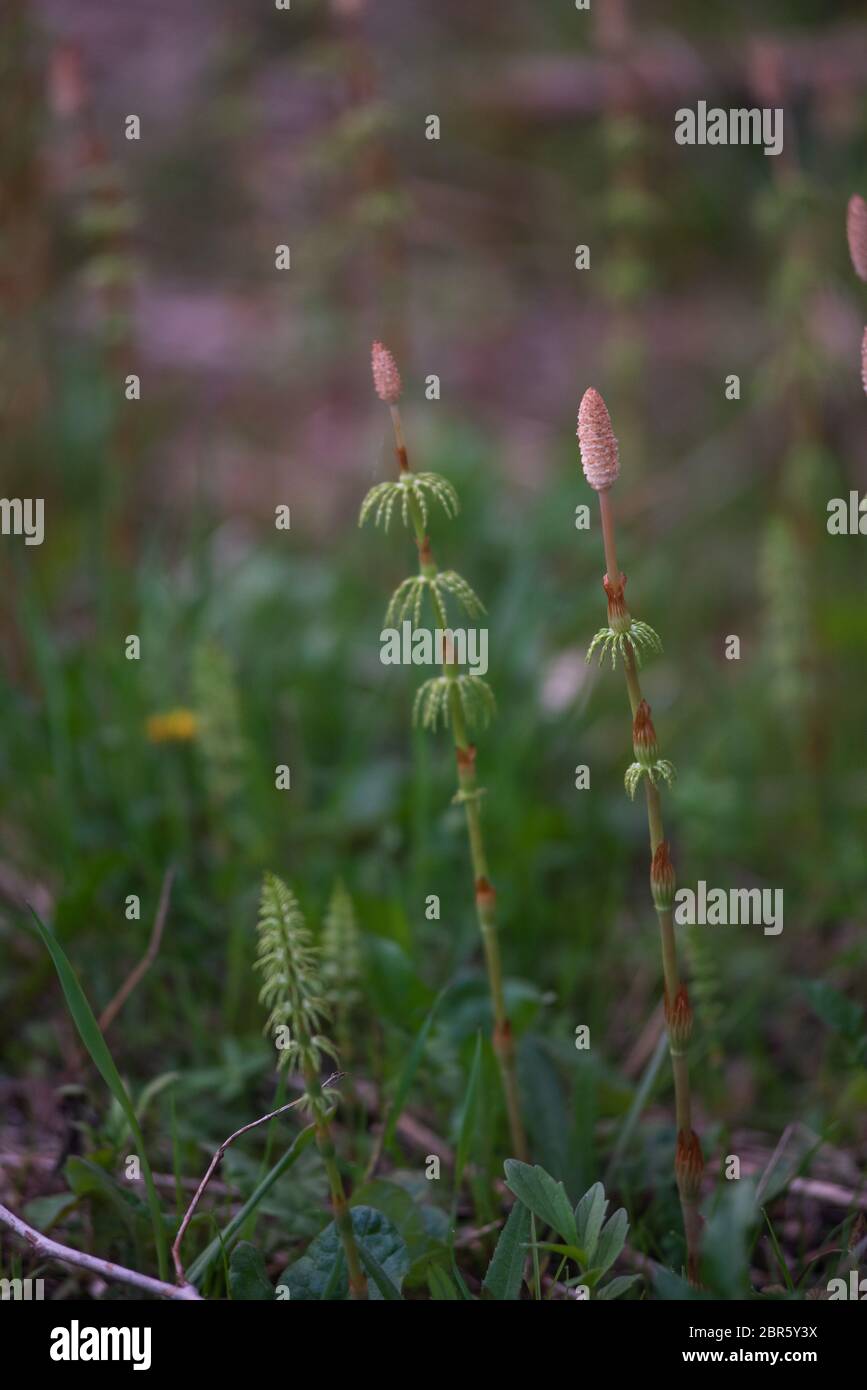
[
  {"x1": 665, "y1": 984, "x2": 694, "y2": 1052},
  {"x1": 675, "y1": 1128, "x2": 704, "y2": 1203},
  {"x1": 456, "y1": 743, "x2": 477, "y2": 773},
  {"x1": 475, "y1": 876, "x2": 496, "y2": 910}
]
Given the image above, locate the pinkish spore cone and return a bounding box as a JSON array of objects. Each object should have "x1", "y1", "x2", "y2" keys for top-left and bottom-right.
[
  {"x1": 577, "y1": 387, "x2": 620, "y2": 491},
  {"x1": 847, "y1": 195, "x2": 867, "y2": 282},
  {"x1": 371, "y1": 340, "x2": 402, "y2": 403}
]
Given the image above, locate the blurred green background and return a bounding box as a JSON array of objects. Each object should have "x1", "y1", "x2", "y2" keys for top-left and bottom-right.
[{"x1": 1, "y1": 0, "x2": 866, "y2": 1296}]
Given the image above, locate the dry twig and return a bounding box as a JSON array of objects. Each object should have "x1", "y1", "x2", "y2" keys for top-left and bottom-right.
[{"x1": 0, "y1": 1200, "x2": 201, "y2": 1301}]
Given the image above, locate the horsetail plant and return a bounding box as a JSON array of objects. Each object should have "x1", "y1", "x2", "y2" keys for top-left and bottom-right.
[
  {"x1": 361, "y1": 341, "x2": 528, "y2": 1162},
  {"x1": 254, "y1": 872, "x2": 367, "y2": 1298},
  {"x1": 578, "y1": 387, "x2": 704, "y2": 1283}
]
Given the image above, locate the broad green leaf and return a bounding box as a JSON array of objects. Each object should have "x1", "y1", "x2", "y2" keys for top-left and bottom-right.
[
  {"x1": 596, "y1": 1274, "x2": 641, "y2": 1300},
  {"x1": 350, "y1": 1179, "x2": 429, "y2": 1264},
  {"x1": 278, "y1": 1223, "x2": 346, "y2": 1301},
  {"x1": 277, "y1": 1207, "x2": 409, "y2": 1301},
  {"x1": 595, "y1": 1206, "x2": 628, "y2": 1276},
  {"x1": 23, "y1": 1193, "x2": 79, "y2": 1231},
  {"x1": 518, "y1": 1034, "x2": 568, "y2": 1181},
  {"x1": 703, "y1": 1178, "x2": 757, "y2": 1299},
  {"x1": 482, "y1": 1199, "x2": 531, "y2": 1300},
  {"x1": 346, "y1": 1206, "x2": 411, "y2": 1302},
  {"x1": 29, "y1": 909, "x2": 168, "y2": 1280},
  {"x1": 357, "y1": 1240, "x2": 403, "y2": 1300},
  {"x1": 574, "y1": 1181, "x2": 608, "y2": 1262},
  {"x1": 363, "y1": 936, "x2": 432, "y2": 1027},
  {"x1": 437, "y1": 976, "x2": 543, "y2": 1044},
  {"x1": 187, "y1": 1124, "x2": 315, "y2": 1288},
  {"x1": 229, "y1": 1242, "x2": 273, "y2": 1300},
  {"x1": 503, "y1": 1160, "x2": 577, "y2": 1246},
  {"x1": 427, "y1": 1263, "x2": 460, "y2": 1300}
]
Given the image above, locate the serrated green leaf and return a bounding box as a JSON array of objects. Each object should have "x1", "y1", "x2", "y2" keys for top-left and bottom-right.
[
  {"x1": 229, "y1": 1242, "x2": 274, "y2": 1300},
  {"x1": 595, "y1": 1206, "x2": 628, "y2": 1275},
  {"x1": 482, "y1": 1200, "x2": 531, "y2": 1300},
  {"x1": 503, "y1": 1160, "x2": 577, "y2": 1246},
  {"x1": 574, "y1": 1181, "x2": 608, "y2": 1262}
]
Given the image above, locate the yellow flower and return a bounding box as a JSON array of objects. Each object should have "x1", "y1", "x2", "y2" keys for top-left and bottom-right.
[{"x1": 146, "y1": 708, "x2": 198, "y2": 743}]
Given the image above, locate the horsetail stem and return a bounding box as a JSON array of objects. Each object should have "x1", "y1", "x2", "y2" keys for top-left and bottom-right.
[
  {"x1": 255, "y1": 873, "x2": 367, "y2": 1297},
  {"x1": 361, "y1": 341, "x2": 528, "y2": 1161},
  {"x1": 579, "y1": 387, "x2": 703, "y2": 1283}
]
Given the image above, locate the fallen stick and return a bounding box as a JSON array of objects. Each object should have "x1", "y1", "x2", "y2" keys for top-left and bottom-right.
[{"x1": 0, "y1": 1200, "x2": 201, "y2": 1301}]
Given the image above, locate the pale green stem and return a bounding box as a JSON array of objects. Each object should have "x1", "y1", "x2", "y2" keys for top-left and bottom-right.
[
  {"x1": 303, "y1": 1070, "x2": 367, "y2": 1299},
  {"x1": 596, "y1": 486, "x2": 701, "y2": 1279},
  {"x1": 599, "y1": 487, "x2": 620, "y2": 584},
  {"x1": 390, "y1": 406, "x2": 528, "y2": 1161}
]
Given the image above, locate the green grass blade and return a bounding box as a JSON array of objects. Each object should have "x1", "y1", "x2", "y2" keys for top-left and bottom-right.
[
  {"x1": 29, "y1": 908, "x2": 168, "y2": 1280},
  {"x1": 762, "y1": 1207, "x2": 795, "y2": 1293}
]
